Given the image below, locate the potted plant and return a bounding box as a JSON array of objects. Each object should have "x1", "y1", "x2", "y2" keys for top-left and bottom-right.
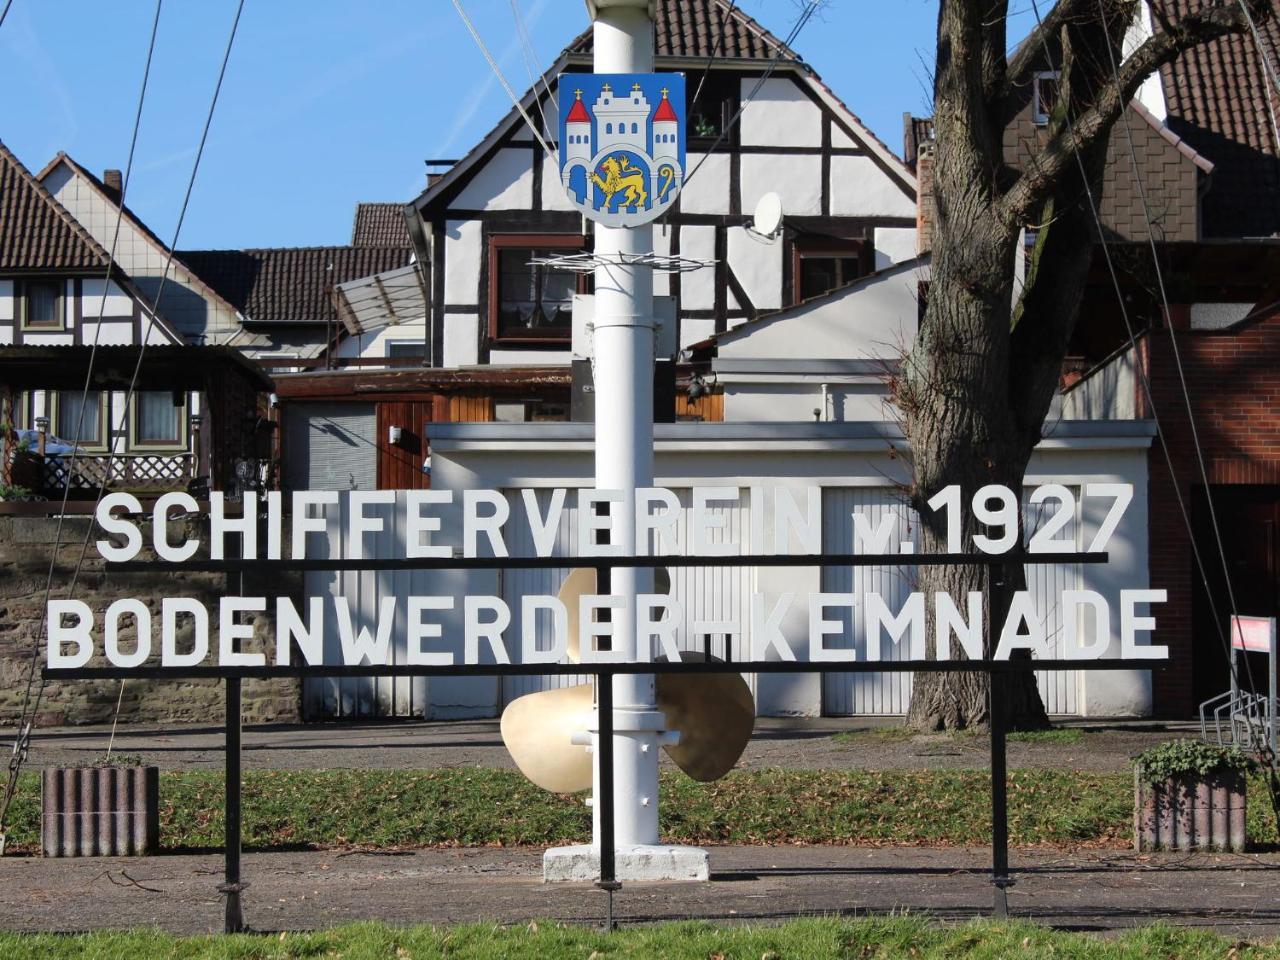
[
  {"x1": 42, "y1": 754, "x2": 160, "y2": 857},
  {"x1": 1134, "y1": 739, "x2": 1253, "y2": 852}
]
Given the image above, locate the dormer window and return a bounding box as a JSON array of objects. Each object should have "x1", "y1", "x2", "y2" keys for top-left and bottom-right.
[{"x1": 1033, "y1": 71, "x2": 1060, "y2": 126}]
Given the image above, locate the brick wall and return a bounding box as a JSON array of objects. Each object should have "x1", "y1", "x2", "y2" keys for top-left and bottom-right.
[
  {"x1": 1146, "y1": 310, "x2": 1280, "y2": 716},
  {"x1": 0, "y1": 515, "x2": 301, "y2": 726}
]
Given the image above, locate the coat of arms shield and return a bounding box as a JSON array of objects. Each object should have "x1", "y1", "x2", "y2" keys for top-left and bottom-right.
[{"x1": 558, "y1": 72, "x2": 686, "y2": 228}]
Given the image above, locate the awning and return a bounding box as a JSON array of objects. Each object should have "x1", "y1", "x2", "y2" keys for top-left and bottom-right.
[{"x1": 331, "y1": 264, "x2": 429, "y2": 335}]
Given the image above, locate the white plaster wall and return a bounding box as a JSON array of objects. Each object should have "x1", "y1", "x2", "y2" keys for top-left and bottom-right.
[
  {"x1": 443, "y1": 312, "x2": 478, "y2": 367},
  {"x1": 42, "y1": 163, "x2": 236, "y2": 342},
  {"x1": 681, "y1": 316, "x2": 716, "y2": 349},
  {"x1": 680, "y1": 225, "x2": 717, "y2": 310},
  {"x1": 1190, "y1": 302, "x2": 1251, "y2": 330},
  {"x1": 488, "y1": 348, "x2": 572, "y2": 365},
  {"x1": 21, "y1": 333, "x2": 74, "y2": 346},
  {"x1": 829, "y1": 155, "x2": 916, "y2": 218},
  {"x1": 679, "y1": 153, "x2": 730, "y2": 214},
  {"x1": 444, "y1": 219, "x2": 482, "y2": 306},
  {"x1": 831, "y1": 124, "x2": 859, "y2": 149},
  {"x1": 740, "y1": 78, "x2": 822, "y2": 147},
  {"x1": 80, "y1": 278, "x2": 133, "y2": 317},
  {"x1": 452, "y1": 148, "x2": 534, "y2": 211},
  {"x1": 716, "y1": 260, "x2": 922, "y2": 361},
  {"x1": 0, "y1": 281, "x2": 13, "y2": 321},
  {"x1": 742, "y1": 154, "x2": 821, "y2": 217},
  {"x1": 332, "y1": 318, "x2": 429, "y2": 360},
  {"x1": 79, "y1": 319, "x2": 134, "y2": 346},
  {"x1": 873, "y1": 227, "x2": 919, "y2": 269},
  {"x1": 540, "y1": 153, "x2": 575, "y2": 212},
  {"x1": 726, "y1": 226, "x2": 782, "y2": 311},
  {"x1": 724, "y1": 383, "x2": 891, "y2": 423},
  {"x1": 651, "y1": 225, "x2": 671, "y2": 297}
]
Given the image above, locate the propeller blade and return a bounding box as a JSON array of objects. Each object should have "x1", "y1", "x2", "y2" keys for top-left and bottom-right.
[
  {"x1": 499, "y1": 683, "x2": 595, "y2": 793},
  {"x1": 656, "y1": 653, "x2": 754, "y2": 782},
  {"x1": 558, "y1": 568, "x2": 596, "y2": 664}
]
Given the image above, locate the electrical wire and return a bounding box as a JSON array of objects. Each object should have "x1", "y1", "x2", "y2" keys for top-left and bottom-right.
[
  {"x1": 0, "y1": 0, "x2": 13, "y2": 32},
  {"x1": 669, "y1": 0, "x2": 819, "y2": 207},
  {"x1": 508, "y1": 0, "x2": 554, "y2": 145},
  {"x1": 1022, "y1": 0, "x2": 1261, "y2": 724},
  {"x1": 451, "y1": 0, "x2": 557, "y2": 160},
  {"x1": 0, "y1": 0, "x2": 245, "y2": 841},
  {"x1": 0, "y1": 0, "x2": 164, "y2": 851}
]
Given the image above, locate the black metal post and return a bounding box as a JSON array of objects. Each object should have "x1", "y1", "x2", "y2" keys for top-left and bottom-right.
[
  {"x1": 220, "y1": 676, "x2": 247, "y2": 933},
  {"x1": 595, "y1": 669, "x2": 619, "y2": 930},
  {"x1": 988, "y1": 569, "x2": 1012, "y2": 918}
]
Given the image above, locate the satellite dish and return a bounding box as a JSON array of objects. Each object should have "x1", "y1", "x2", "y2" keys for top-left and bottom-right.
[{"x1": 749, "y1": 192, "x2": 783, "y2": 242}]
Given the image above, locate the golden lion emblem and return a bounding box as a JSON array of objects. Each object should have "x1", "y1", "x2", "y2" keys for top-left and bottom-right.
[{"x1": 590, "y1": 154, "x2": 648, "y2": 211}]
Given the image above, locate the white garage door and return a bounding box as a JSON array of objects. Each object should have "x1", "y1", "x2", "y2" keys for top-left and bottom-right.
[
  {"x1": 284, "y1": 402, "x2": 376, "y2": 492},
  {"x1": 302, "y1": 492, "x2": 428, "y2": 719},
  {"x1": 820, "y1": 487, "x2": 1083, "y2": 716}
]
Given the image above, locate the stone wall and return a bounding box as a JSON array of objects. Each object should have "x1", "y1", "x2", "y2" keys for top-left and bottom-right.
[{"x1": 0, "y1": 515, "x2": 301, "y2": 726}]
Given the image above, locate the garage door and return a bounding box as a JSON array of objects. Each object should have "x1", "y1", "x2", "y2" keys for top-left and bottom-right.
[
  {"x1": 302, "y1": 490, "x2": 428, "y2": 719},
  {"x1": 284, "y1": 402, "x2": 376, "y2": 492},
  {"x1": 820, "y1": 487, "x2": 1082, "y2": 716}
]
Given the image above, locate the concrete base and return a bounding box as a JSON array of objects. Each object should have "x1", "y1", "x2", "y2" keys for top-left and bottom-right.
[{"x1": 543, "y1": 844, "x2": 710, "y2": 882}]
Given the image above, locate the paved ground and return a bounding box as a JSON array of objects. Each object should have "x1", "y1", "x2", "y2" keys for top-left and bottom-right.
[
  {"x1": 23, "y1": 717, "x2": 1201, "y2": 772},
  {"x1": 3, "y1": 846, "x2": 1279, "y2": 937}
]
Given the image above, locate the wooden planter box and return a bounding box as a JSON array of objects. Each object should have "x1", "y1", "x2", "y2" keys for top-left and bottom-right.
[
  {"x1": 41, "y1": 767, "x2": 159, "y2": 857},
  {"x1": 1134, "y1": 768, "x2": 1246, "y2": 852}
]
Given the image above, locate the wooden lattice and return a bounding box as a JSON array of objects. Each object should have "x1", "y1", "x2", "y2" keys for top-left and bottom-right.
[{"x1": 41, "y1": 453, "x2": 194, "y2": 494}]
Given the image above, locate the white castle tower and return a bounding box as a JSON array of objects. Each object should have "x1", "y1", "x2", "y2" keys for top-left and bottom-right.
[
  {"x1": 593, "y1": 81, "x2": 650, "y2": 154},
  {"x1": 562, "y1": 88, "x2": 593, "y2": 199},
  {"x1": 651, "y1": 86, "x2": 681, "y2": 204}
]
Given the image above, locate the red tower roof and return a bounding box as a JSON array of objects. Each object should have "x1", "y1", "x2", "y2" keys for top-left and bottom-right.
[
  {"x1": 653, "y1": 87, "x2": 678, "y2": 123},
  {"x1": 566, "y1": 90, "x2": 590, "y2": 124}
]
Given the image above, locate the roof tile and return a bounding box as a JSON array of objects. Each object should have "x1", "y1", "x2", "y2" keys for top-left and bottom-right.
[
  {"x1": 177, "y1": 246, "x2": 413, "y2": 325},
  {"x1": 0, "y1": 140, "x2": 111, "y2": 272},
  {"x1": 1160, "y1": 0, "x2": 1280, "y2": 236},
  {"x1": 351, "y1": 202, "x2": 411, "y2": 247}
]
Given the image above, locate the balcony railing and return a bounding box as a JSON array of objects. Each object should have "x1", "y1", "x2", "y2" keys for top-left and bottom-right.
[{"x1": 4, "y1": 447, "x2": 195, "y2": 500}]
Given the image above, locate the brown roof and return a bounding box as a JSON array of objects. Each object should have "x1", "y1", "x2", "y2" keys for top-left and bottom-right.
[
  {"x1": 351, "y1": 202, "x2": 410, "y2": 247},
  {"x1": 177, "y1": 246, "x2": 413, "y2": 325},
  {"x1": 1160, "y1": 0, "x2": 1280, "y2": 237},
  {"x1": 568, "y1": 0, "x2": 796, "y2": 61},
  {"x1": 0, "y1": 140, "x2": 111, "y2": 272}
]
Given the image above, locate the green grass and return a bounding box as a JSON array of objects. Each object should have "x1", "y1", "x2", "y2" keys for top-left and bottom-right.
[
  {"x1": 14, "y1": 766, "x2": 1278, "y2": 853},
  {"x1": 3, "y1": 917, "x2": 1280, "y2": 959},
  {"x1": 1007, "y1": 729, "x2": 1086, "y2": 745}
]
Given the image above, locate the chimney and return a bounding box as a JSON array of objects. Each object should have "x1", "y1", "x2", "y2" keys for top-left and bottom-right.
[
  {"x1": 102, "y1": 169, "x2": 123, "y2": 202},
  {"x1": 916, "y1": 140, "x2": 935, "y2": 255}
]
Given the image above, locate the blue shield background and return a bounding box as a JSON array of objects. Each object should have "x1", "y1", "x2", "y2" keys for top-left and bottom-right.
[{"x1": 557, "y1": 72, "x2": 686, "y2": 228}]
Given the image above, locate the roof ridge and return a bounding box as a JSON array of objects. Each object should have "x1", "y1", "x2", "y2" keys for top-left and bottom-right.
[{"x1": 0, "y1": 140, "x2": 113, "y2": 268}]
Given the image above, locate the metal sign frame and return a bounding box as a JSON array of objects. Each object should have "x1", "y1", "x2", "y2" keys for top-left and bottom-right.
[{"x1": 44, "y1": 547, "x2": 1160, "y2": 933}]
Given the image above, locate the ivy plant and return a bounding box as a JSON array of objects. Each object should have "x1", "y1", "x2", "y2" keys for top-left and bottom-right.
[{"x1": 1134, "y1": 739, "x2": 1255, "y2": 784}]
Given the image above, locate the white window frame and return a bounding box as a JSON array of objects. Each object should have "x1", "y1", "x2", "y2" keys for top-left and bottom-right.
[{"x1": 1032, "y1": 71, "x2": 1060, "y2": 126}]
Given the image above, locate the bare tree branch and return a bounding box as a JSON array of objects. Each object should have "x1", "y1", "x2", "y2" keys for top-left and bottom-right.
[
  {"x1": 1000, "y1": 0, "x2": 1272, "y2": 226},
  {"x1": 1006, "y1": 0, "x2": 1100, "y2": 86}
]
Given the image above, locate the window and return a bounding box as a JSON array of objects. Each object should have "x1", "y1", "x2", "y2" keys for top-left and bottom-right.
[
  {"x1": 387, "y1": 341, "x2": 427, "y2": 361},
  {"x1": 488, "y1": 235, "x2": 587, "y2": 344},
  {"x1": 686, "y1": 73, "x2": 738, "y2": 144},
  {"x1": 792, "y1": 238, "x2": 870, "y2": 304},
  {"x1": 132, "y1": 391, "x2": 185, "y2": 447},
  {"x1": 1033, "y1": 71, "x2": 1059, "y2": 126},
  {"x1": 22, "y1": 280, "x2": 63, "y2": 330},
  {"x1": 55, "y1": 391, "x2": 106, "y2": 449}
]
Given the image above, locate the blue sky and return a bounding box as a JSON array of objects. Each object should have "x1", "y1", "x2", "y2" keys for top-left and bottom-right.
[{"x1": 0, "y1": 0, "x2": 951, "y2": 250}]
